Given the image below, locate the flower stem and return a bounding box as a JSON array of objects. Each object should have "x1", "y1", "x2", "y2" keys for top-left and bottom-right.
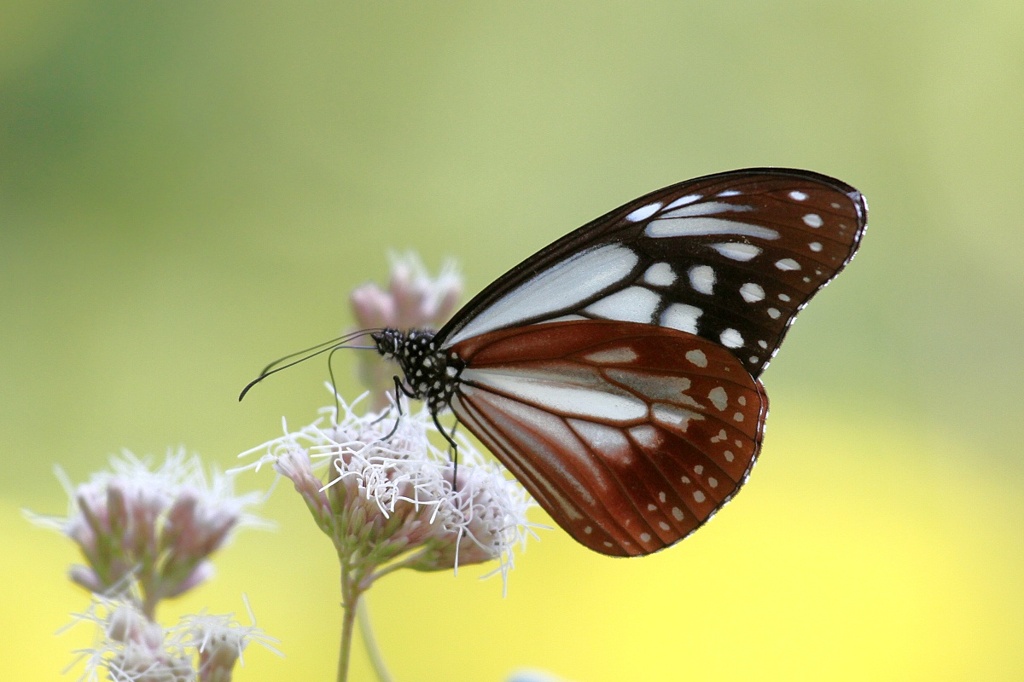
[
  {"x1": 337, "y1": 566, "x2": 361, "y2": 682},
  {"x1": 357, "y1": 597, "x2": 394, "y2": 682},
  {"x1": 337, "y1": 591, "x2": 357, "y2": 682}
]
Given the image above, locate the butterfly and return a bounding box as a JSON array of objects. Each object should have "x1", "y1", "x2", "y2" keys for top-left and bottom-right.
[{"x1": 250, "y1": 168, "x2": 868, "y2": 557}]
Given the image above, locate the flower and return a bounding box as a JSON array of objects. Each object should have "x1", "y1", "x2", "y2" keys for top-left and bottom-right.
[
  {"x1": 349, "y1": 253, "x2": 462, "y2": 405},
  {"x1": 68, "y1": 595, "x2": 277, "y2": 682},
  {"x1": 349, "y1": 252, "x2": 462, "y2": 332},
  {"x1": 183, "y1": 601, "x2": 281, "y2": 682},
  {"x1": 29, "y1": 450, "x2": 264, "y2": 617},
  {"x1": 69, "y1": 597, "x2": 192, "y2": 682},
  {"x1": 242, "y1": 395, "x2": 536, "y2": 592}
]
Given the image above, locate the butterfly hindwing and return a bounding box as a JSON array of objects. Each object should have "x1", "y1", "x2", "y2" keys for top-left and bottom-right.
[
  {"x1": 440, "y1": 168, "x2": 867, "y2": 378},
  {"x1": 449, "y1": 320, "x2": 768, "y2": 556}
]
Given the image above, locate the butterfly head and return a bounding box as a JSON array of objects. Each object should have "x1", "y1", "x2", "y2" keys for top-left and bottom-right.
[
  {"x1": 371, "y1": 328, "x2": 464, "y2": 409},
  {"x1": 370, "y1": 328, "x2": 408, "y2": 359}
]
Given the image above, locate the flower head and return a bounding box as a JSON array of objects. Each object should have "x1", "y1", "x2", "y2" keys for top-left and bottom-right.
[
  {"x1": 69, "y1": 597, "x2": 192, "y2": 682},
  {"x1": 244, "y1": 395, "x2": 536, "y2": 592},
  {"x1": 68, "y1": 595, "x2": 277, "y2": 682},
  {"x1": 349, "y1": 252, "x2": 462, "y2": 332},
  {"x1": 183, "y1": 602, "x2": 281, "y2": 682},
  {"x1": 30, "y1": 450, "x2": 264, "y2": 616}
]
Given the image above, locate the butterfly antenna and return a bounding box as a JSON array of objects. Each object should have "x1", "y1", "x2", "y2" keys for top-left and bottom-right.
[
  {"x1": 326, "y1": 345, "x2": 346, "y2": 420},
  {"x1": 239, "y1": 329, "x2": 379, "y2": 401}
]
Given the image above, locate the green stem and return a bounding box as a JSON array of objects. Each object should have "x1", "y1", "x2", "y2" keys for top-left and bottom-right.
[
  {"x1": 337, "y1": 567, "x2": 361, "y2": 682},
  {"x1": 358, "y1": 597, "x2": 394, "y2": 682}
]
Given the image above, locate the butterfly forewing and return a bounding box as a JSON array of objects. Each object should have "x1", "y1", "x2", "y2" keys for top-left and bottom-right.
[
  {"x1": 449, "y1": 320, "x2": 768, "y2": 556},
  {"x1": 439, "y1": 168, "x2": 867, "y2": 378}
]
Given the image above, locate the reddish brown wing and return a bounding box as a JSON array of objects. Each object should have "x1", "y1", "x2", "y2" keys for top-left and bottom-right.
[{"x1": 449, "y1": 320, "x2": 768, "y2": 556}]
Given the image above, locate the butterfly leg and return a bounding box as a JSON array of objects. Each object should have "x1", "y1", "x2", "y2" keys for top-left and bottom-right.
[
  {"x1": 375, "y1": 375, "x2": 411, "y2": 441},
  {"x1": 379, "y1": 375, "x2": 461, "y2": 488}
]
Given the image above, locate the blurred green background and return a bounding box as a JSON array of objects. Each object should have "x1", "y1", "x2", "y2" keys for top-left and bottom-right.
[{"x1": 3, "y1": 2, "x2": 1023, "y2": 680}]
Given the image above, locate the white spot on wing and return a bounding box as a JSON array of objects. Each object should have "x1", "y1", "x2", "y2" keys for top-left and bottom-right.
[
  {"x1": 447, "y1": 244, "x2": 638, "y2": 345},
  {"x1": 625, "y1": 202, "x2": 663, "y2": 223},
  {"x1": 740, "y1": 282, "x2": 765, "y2": 303},
  {"x1": 585, "y1": 286, "x2": 660, "y2": 323},
  {"x1": 710, "y1": 242, "x2": 761, "y2": 261},
  {"x1": 720, "y1": 328, "x2": 744, "y2": 348},
  {"x1": 775, "y1": 258, "x2": 801, "y2": 271},
  {"x1": 767, "y1": 307, "x2": 781, "y2": 319},
  {"x1": 646, "y1": 217, "x2": 779, "y2": 240},
  {"x1": 643, "y1": 262, "x2": 676, "y2": 287},
  {"x1": 803, "y1": 213, "x2": 824, "y2": 228},
  {"x1": 708, "y1": 386, "x2": 728, "y2": 410},
  {"x1": 789, "y1": 190, "x2": 808, "y2": 201},
  {"x1": 716, "y1": 189, "x2": 742, "y2": 197},
  {"x1": 688, "y1": 265, "x2": 716, "y2": 295},
  {"x1": 661, "y1": 303, "x2": 702, "y2": 334},
  {"x1": 809, "y1": 241, "x2": 823, "y2": 252},
  {"x1": 685, "y1": 349, "x2": 707, "y2": 367},
  {"x1": 664, "y1": 194, "x2": 702, "y2": 210}
]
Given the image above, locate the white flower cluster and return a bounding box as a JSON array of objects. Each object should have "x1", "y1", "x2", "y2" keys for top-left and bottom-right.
[
  {"x1": 31, "y1": 450, "x2": 263, "y2": 616},
  {"x1": 245, "y1": 395, "x2": 536, "y2": 591},
  {"x1": 68, "y1": 595, "x2": 277, "y2": 682}
]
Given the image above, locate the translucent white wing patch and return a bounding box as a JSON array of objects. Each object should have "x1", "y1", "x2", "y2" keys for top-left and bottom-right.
[{"x1": 446, "y1": 244, "x2": 638, "y2": 346}]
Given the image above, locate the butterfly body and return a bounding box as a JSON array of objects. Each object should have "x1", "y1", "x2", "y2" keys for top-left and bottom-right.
[
  {"x1": 372, "y1": 168, "x2": 867, "y2": 556},
  {"x1": 372, "y1": 328, "x2": 464, "y2": 413}
]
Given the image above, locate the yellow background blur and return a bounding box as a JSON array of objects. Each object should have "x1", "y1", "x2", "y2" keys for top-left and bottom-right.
[{"x1": 3, "y1": 3, "x2": 1023, "y2": 680}]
